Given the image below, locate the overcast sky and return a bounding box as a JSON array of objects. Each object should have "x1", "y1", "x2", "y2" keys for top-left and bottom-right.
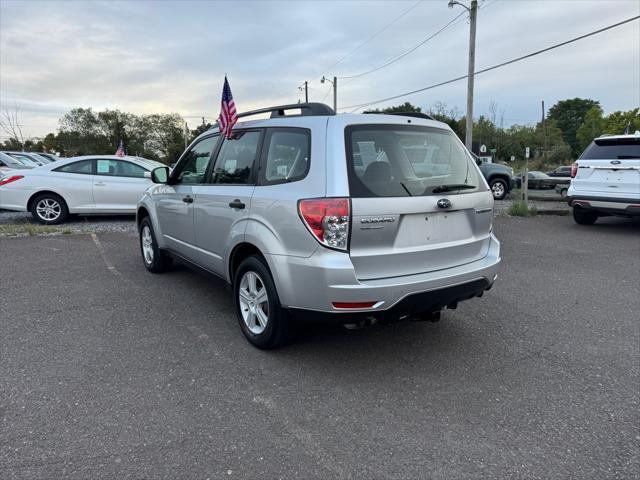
[{"x1": 1, "y1": 0, "x2": 638, "y2": 139}]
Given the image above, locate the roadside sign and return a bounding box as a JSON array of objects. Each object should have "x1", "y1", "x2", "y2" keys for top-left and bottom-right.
[
  {"x1": 510, "y1": 155, "x2": 515, "y2": 162},
  {"x1": 490, "y1": 148, "x2": 496, "y2": 154},
  {"x1": 525, "y1": 147, "x2": 530, "y2": 159},
  {"x1": 480, "y1": 144, "x2": 487, "y2": 153}
]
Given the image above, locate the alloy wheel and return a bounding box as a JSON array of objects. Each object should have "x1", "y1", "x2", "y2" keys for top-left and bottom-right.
[
  {"x1": 238, "y1": 271, "x2": 270, "y2": 335},
  {"x1": 141, "y1": 225, "x2": 154, "y2": 265},
  {"x1": 36, "y1": 198, "x2": 61, "y2": 222}
]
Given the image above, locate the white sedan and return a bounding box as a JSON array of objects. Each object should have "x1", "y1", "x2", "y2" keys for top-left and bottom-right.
[{"x1": 0, "y1": 155, "x2": 166, "y2": 224}]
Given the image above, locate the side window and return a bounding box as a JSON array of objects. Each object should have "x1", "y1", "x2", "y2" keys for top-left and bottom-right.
[
  {"x1": 262, "y1": 129, "x2": 310, "y2": 184},
  {"x1": 54, "y1": 160, "x2": 93, "y2": 174},
  {"x1": 212, "y1": 131, "x2": 261, "y2": 185},
  {"x1": 173, "y1": 136, "x2": 219, "y2": 185},
  {"x1": 96, "y1": 159, "x2": 146, "y2": 178}
]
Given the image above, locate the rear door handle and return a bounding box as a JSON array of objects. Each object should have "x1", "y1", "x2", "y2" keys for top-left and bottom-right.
[
  {"x1": 228, "y1": 199, "x2": 245, "y2": 209},
  {"x1": 94, "y1": 182, "x2": 106, "y2": 186},
  {"x1": 182, "y1": 196, "x2": 194, "y2": 204}
]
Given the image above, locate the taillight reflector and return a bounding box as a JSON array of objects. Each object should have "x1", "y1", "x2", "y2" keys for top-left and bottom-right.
[
  {"x1": 332, "y1": 301, "x2": 377, "y2": 309},
  {"x1": 298, "y1": 198, "x2": 350, "y2": 251},
  {"x1": 0, "y1": 175, "x2": 24, "y2": 186},
  {"x1": 570, "y1": 162, "x2": 578, "y2": 178}
]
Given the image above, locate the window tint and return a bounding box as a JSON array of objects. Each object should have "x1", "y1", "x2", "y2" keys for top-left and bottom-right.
[
  {"x1": 174, "y1": 136, "x2": 218, "y2": 184},
  {"x1": 96, "y1": 159, "x2": 146, "y2": 178},
  {"x1": 580, "y1": 139, "x2": 640, "y2": 160},
  {"x1": 54, "y1": 160, "x2": 93, "y2": 174},
  {"x1": 263, "y1": 129, "x2": 310, "y2": 183},
  {"x1": 346, "y1": 125, "x2": 480, "y2": 198},
  {"x1": 213, "y1": 131, "x2": 261, "y2": 184}
]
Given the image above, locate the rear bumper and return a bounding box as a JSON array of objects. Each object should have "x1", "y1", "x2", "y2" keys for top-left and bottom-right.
[
  {"x1": 290, "y1": 278, "x2": 492, "y2": 323},
  {"x1": 567, "y1": 194, "x2": 640, "y2": 216},
  {"x1": 268, "y1": 234, "x2": 501, "y2": 317}
]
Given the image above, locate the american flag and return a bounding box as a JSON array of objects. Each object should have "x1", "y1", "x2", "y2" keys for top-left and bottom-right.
[
  {"x1": 218, "y1": 76, "x2": 238, "y2": 139},
  {"x1": 115, "y1": 140, "x2": 125, "y2": 157}
]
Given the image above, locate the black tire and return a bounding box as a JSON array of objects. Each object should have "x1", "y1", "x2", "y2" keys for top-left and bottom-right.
[
  {"x1": 139, "y1": 217, "x2": 173, "y2": 272},
  {"x1": 573, "y1": 208, "x2": 598, "y2": 225},
  {"x1": 234, "y1": 255, "x2": 292, "y2": 349},
  {"x1": 30, "y1": 193, "x2": 69, "y2": 225},
  {"x1": 489, "y1": 178, "x2": 508, "y2": 200}
]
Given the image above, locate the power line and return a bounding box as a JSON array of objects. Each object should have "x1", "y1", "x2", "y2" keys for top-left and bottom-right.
[
  {"x1": 336, "y1": 10, "x2": 466, "y2": 80},
  {"x1": 321, "y1": 0, "x2": 423, "y2": 74},
  {"x1": 342, "y1": 15, "x2": 640, "y2": 111}
]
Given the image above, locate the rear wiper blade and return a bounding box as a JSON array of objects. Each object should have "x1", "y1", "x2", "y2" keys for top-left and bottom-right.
[
  {"x1": 399, "y1": 182, "x2": 413, "y2": 196},
  {"x1": 618, "y1": 155, "x2": 640, "y2": 159},
  {"x1": 431, "y1": 184, "x2": 477, "y2": 193}
]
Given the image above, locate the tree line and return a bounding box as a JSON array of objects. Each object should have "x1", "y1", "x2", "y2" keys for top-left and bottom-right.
[
  {"x1": 369, "y1": 98, "x2": 639, "y2": 169},
  {"x1": 1, "y1": 98, "x2": 638, "y2": 167}
]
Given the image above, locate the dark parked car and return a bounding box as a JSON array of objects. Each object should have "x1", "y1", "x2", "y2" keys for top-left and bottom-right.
[
  {"x1": 546, "y1": 165, "x2": 572, "y2": 177},
  {"x1": 515, "y1": 171, "x2": 562, "y2": 189},
  {"x1": 472, "y1": 154, "x2": 515, "y2": 200}
]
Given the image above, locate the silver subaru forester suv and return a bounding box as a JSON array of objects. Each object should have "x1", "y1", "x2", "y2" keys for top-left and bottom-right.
[{"x1": 137, "y1": 103, "x2": 501, "y2": 348}]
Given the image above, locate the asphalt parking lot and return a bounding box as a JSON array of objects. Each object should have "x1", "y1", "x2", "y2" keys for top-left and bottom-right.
[{"x1": 1, "y1": 215, "x2": 639, "y2": 479}]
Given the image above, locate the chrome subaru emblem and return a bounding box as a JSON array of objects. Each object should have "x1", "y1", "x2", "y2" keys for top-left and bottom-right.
[{"x1": 437, "y1": 198, "x2": 451, "y2": 209}]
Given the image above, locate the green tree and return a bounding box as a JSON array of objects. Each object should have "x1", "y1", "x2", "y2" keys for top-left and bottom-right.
[
  {"x1": 603, "y1": 108, "x2": 640, "y2": 135},
  {"x1": 191, "y1": 122, "x2": 214, "y2": 142},
  {"x1": 575, "y1": 106, "x2": 605, "y2": 153},
  {"x1": 365, "y1": 102, "x2": 422, "y2": 114},
  {"x1": 547, "y1": 98, "x2": 600, "y2": 157}
]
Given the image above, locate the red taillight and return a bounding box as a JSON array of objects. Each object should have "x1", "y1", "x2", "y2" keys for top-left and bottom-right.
[
  {"x1": 298, "y1": 198, "x2": 350, "y2": 251},
  {"x1": 332, "y1": 301, "x2": 377, "y2": 309},
  {"x1": 0, "y1": 175, "x2": 24, "y2": 186},
  {"x1": 570, "y1": 162, "x2": 578, "y2": 178}
]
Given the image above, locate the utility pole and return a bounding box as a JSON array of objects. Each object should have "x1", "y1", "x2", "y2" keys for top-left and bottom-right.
[
  {"x1": 465, "y1": 0, "x2": 477, "y2": 151},
  {"x1": 202, "y1": 117, "x2": 206, "y2": 126},
  {"x1": 448, "y1": 0, "x2": 477, "y2": 151},
  {"x1": 184, "y1": 122, "x2": 189, "y2": 150},
  {"x1": 542, "y1": 100, "x2": 547, "y2": 163},
  {"x1": 333, "y1": 76, "x2": 337, "y2": 112},
  {"x1": 299, "y1": 82, "x2": 309, "y2": 103}
]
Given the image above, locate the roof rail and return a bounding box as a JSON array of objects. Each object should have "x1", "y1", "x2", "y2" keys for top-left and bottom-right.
[{"x1": 237, "y1": 103, "x2": 335, "y2": 120}]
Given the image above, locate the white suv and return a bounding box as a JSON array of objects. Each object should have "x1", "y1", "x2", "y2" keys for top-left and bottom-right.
[{"x1": 568, "y1": 134, "x2": 640, "y2": 224}]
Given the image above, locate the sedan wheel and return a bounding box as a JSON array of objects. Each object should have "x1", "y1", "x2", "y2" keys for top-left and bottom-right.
[
  {"x1": 36, "y1": 198, "x2": 61, "y2": 222},
  {"x1": 30, "y1": 193, "x2": 68, "y2": 225}
]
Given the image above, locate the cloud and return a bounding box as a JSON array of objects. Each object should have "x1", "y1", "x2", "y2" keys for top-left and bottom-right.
[{"x1": 0, "y1": 0, "x2": 638, "y2": 138}]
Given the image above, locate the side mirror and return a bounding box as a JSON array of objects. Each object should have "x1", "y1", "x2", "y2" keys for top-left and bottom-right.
[
  {"x1": 143, "y1": 171, "x2": 151, "y2": 179},
  {"x1": 475, "y1": 158, "x2": 482, "y2": 166},
  {"x1": 150, "y1": 166, "x2": 169, "y2": 184}
]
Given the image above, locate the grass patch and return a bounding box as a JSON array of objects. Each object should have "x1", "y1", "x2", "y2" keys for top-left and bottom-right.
[
  {"x1": 0, "y1": 221, "x2": 69, "y2": 237},
  {"x1": 508, "y1": 200, "x2": 538, "y2": 217}
]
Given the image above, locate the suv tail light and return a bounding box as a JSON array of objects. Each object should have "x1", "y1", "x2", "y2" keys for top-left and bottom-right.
[
  {"x1": 570, "y1": 162, "x2": 578, "y2": 178},
  {"x1": 298, "y1": 198, "x2": 350, "y2": 251},
  {"x1": 0, "y1": 175, "x2": 24, "y2": 186}
]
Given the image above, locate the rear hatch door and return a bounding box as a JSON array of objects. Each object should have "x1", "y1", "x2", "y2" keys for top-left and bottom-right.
[
  {"x1": 573, "y1": 137, "x2": 640, "y2": 196},
  {"x1": 344, "y1": 123, "x2": 493, "y2": 281}
]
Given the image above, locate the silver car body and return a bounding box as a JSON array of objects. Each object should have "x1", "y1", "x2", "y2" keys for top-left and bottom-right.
[
  {"x1": 138, "y1": 112, "x2": 501, "y2": 317},
  {"x1": 0, "y1": 155, "x2": 164, "y2": 214},
  {"x1": 0, "y1": 151, "x2": 32, "y2": 173}
]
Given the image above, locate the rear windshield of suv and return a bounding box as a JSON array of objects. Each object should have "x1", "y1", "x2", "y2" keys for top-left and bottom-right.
[
  {"x1": 580, "y1": 138, "x2": 640, "y2": 160},
  {"x1": 345, "y1": 125, "x2": 480, "y2": 197}
]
